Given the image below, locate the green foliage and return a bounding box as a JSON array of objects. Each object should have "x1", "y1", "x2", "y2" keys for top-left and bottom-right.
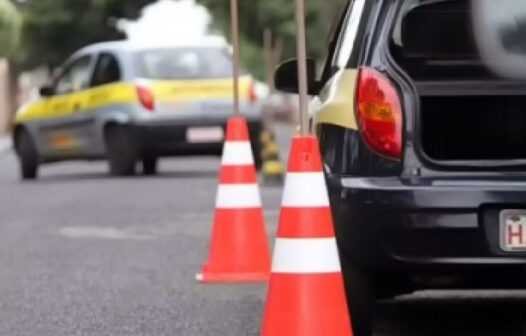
[
  {"x1": 198, "y1": 0, "x2": 345, "y2": 79},
  {"x1": 16, "y1": 0, "x2": 155, "y2": 70},
  {"x1": 15, "y1": 0, "x2": 345, "y2": 74},
  {"x1": 0, "y1": 0, "x2": 22, "y2": 58}
]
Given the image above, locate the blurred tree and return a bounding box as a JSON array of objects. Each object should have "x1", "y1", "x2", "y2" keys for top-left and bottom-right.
[
  {"x1": 15, "y1": 0, "x2": 155, "y2": 70},
  {"x1": 0, "y1": 0, "x2": 22, "y2": 133},
  {"x1": 0, "y1": 0, "x2": 22, "y2": 58},
  {"x1": 198, "y1": 0, "x2": 345, "y2": 79}
]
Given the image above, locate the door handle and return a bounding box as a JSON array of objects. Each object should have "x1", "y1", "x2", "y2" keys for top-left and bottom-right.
[{"x1": 73, "y1": 103, "x2": 81, "y2": 111}]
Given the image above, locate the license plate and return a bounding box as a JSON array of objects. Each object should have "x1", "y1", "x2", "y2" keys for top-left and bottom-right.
[
  {"x1": 186, "y1": 127, "x2": 224, "y2": 143},
  {"x1": 500, "y1": 210, "x2": 526, "y2": 251}
]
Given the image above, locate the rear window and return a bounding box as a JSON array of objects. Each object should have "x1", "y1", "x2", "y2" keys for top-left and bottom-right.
[
  {"x1": 391, "y1": 0, "x2": 526, "y2": 80},
  {"x1": 135, "y1": 48, "x2": 233, "y2": 79}
]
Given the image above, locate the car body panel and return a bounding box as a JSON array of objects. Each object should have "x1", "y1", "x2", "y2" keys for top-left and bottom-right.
[
  {"x1": 148, "y1": 77, "x2": 251, "y2": 103},
  {"x1": 16, "y1": 83, "x2": 137, "y2": 123},
  {"x1": 312, "y1": 69, "x2": 359, "y2": 131}
]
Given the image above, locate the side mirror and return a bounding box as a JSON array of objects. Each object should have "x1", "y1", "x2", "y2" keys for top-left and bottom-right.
[
  {"x1": 274, "y1": 58, "x2": 319, "y2": 95},
  {"x1": 39, "y1": 86, "x2": 54, "y2": 97}
]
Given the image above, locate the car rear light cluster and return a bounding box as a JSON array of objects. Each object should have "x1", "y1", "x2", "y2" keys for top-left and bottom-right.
[
  {"x1": 136, "y1": 86, "x2": 155, "y2": 111},
  {"x1": 356, "y1": 67, "x2": 403, "y2": 160}
]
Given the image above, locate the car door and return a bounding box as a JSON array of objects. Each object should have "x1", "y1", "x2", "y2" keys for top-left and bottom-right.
[
  {"x1": 41, "y1": 55, "x2": 94, "y2": 157},
  {"x1": 310, "y1": 0, "x2": 370, "y2": 134},
  {"x1": 87, "y1": 52, "x2": 124, "y2": 154}
]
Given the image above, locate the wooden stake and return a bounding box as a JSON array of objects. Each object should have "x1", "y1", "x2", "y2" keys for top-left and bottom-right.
[
  {"x1": 230, "y1": 0, "x2": 240, "y2": 116},
  {"x1": 263, "y1": 28, "x2": 274, "y2": 93},
  {"x1": 294, "y1": 0, "x2": 309, "y2": 135}
]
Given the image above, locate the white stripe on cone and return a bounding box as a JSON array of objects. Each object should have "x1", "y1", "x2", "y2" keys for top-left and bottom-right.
[
  {"x1": 271, "y1": 238, "x2": 341, "y2": 273},
  {"x1": 216, "y1": 184, "x2": 262, "y2": 208},
  {"x1": 282, "y1": 172, "x2": 330, "y2": 207},
  {"x1": 222, "y1": 142, "x2": 254, "y2": 165}
]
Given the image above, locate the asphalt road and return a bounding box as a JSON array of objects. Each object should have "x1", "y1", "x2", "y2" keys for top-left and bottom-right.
[{"x1": 0, "y1": 125, "x2": 525, "y2": 335}]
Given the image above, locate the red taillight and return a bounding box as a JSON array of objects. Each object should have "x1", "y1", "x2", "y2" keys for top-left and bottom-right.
[
  {"x1": 356, "y1": 67, "x2": 402, "y2": 160},
  {"x1": 136, "y1": 86, "x2": 155, "y2": 111},
  {"x1": 249, "y1": 83, "x2": 258, "y2": 104}
]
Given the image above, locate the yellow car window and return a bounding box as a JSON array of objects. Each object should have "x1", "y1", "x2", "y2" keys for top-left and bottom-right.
[{"x1": 55, "y1": 56, "x2": 92, "y2": 95}]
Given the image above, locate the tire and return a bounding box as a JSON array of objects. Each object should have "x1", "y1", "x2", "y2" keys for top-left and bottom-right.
[
  {"x1": 339, "y1": 250, "x2": 375, "y2": 336},
  {"x1": 105, "y1": 125, "x2": 137, "y2": 176},
  {"x1": 16, "y1": 130, "x2": 39, "y2": 180},
  {"x1": 142, "y1": 156, "x2": 158, "y2": 175}
]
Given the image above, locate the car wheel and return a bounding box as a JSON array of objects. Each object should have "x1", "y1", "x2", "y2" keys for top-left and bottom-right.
[
  {"x1": 105, "y1": 125, "x2": 137, "y2": 176},
  {"x1": 16, "y1": 130, "x2": 39, "y2": 180},
  {"x1": 142, "y1": 156, "x2": 158, "y2": 175},
  {"x1": 339, "y1": 250, "x2": 375, "y2": 336}
]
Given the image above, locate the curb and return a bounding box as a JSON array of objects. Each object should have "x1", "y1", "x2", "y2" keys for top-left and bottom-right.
[{"x1": 0, "y1": 137, "x2": 12, "y2": 157}]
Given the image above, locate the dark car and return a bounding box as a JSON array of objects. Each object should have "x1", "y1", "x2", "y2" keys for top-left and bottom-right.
[{"x1": 274, "y1": 0, "x2": 526, "y2": 335}]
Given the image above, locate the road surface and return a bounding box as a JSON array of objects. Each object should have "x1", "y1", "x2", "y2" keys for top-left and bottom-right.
[{"x1": 0, "y1": 125, "x2": 524, "y2": 335}]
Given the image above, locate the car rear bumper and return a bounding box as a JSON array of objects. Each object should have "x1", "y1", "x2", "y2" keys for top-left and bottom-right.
[
  {"x1": 132, "y1": 117, "x2": 262, "y2": 156},
  {"x1": 328, "y1": 175, "x2": 526, "y2": 289}
]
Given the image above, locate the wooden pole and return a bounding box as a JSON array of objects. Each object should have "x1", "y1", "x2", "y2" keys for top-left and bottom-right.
[
  {"x1": 294, "y1": 0, "x2": 309, "y2": 135},
  {"x1": 263, "y1": 28, "x2": 274, "y2": 92},
  {"x1": 230, "y1": 0, "x2": 241, "y2": 116}
]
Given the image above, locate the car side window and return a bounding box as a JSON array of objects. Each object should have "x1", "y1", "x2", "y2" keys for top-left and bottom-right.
[
  {"x1": 91, "y1": 53, "x2": 122, "y2": 87},
  {"x1": 333, "y1": 0, "x2": 367, "y2": 69},
  {"x1": 319, "y1": 0, "x2": 370, "y2": 86},
  {"x1": 319, "y1": 1, "x2": 354, "y2": 84},
  {"x1": 55, "y1": 56, "x2": 92, "y2": 95}
]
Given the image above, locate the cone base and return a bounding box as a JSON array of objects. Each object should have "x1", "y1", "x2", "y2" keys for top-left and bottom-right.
[
  {"x1": 202, "y1": 208, "x2": 271, "y2": 279},
  {"x1": 196, "y1": 270, "x2": 269, "y2": 283},
  {"x1": 261, "y1": 273, "x2": 352, "y2": 335}
]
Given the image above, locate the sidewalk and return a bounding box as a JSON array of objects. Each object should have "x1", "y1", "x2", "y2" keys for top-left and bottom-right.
[{"x1": 0, "y1": 135, "x2": 12, "y2": 156}]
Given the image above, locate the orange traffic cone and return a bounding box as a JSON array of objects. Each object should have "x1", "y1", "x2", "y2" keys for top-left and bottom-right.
[
  {"x1": 196, "y1": 116, "x2": 271, "y2": 283},
  {"x1": 261, "y1": 135, "x2": 353, "y2": 335}
]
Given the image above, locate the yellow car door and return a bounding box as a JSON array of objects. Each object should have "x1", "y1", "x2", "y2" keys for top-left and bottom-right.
[{"x1": 42, "y1": 55, "x2": 94, "y2": 156}]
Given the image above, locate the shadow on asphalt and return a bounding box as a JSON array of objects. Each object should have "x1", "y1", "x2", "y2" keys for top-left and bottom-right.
[
  {"x1": 375, "y1": 295, "x2": 526, "y2": 335},
  {"x1": 31, "y1": 169, "x2": 220, "y2": 183}
]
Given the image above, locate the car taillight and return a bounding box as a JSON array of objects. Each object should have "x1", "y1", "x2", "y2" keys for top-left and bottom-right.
[
  {"x1": 249, "y1": 83, "x2": 258, "y2": 104},
  {"x1": 356, "y1": 67, "x2": 402, "y2": 160},
  {"x1": 136, "y1": 86, "x2": 155, "y2": 111}
]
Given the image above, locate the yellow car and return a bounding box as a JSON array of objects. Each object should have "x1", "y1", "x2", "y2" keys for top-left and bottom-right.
[{"x1": 13, "y1": 41, "x2": 263, "y2": 179}]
